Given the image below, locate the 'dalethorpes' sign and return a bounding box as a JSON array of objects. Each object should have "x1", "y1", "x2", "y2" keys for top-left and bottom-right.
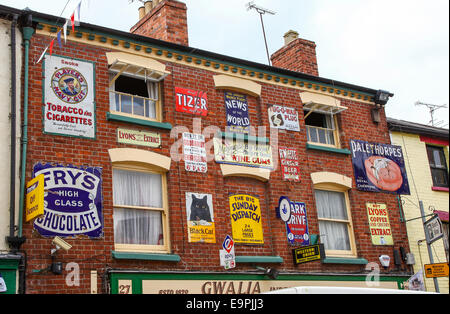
[
  {"x1": 44, "y1": 55, "x2": 95, "y2": 139},
  {"x1": 32, "y1": 163, "x2": 103, "y2": 238},
  {"x1": 175, "y1": 87, "x2": 208, "y2": 116}
]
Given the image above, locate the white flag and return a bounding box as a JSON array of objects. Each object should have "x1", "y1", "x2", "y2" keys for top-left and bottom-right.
[{"x1": 36, "y1": 46, "x2": 48, "y2": 64}]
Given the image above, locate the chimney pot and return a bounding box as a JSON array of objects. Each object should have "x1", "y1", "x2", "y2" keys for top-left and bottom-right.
[
  {"x1": 284, "y1": 30, "x2": 299, "y2": 46},
  {"x1": 138, "y1": 6, "x2": 146, "y2": 20},
  {"x1": 144, "y1": 1, "x2": 153, "y2": 15}
]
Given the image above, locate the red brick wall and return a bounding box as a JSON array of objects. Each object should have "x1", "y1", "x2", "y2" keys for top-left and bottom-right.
[
  {"x1": 130, "y1": 0, "x2": 189, "y2": 46},
  {"x1": 271, "y1": 38, "x2": 319, "y2": 76},
  {"x1": 21, "y1": 33, "x2": 409, "y2": 294}
]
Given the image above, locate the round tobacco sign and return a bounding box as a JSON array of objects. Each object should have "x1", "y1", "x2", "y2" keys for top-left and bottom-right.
[
  {"x1": 278, "y1": 196, "x2": 292, "y2": 222},
  {"x1": 51, "y1": 67, "x2": 88, "y2": 104}
]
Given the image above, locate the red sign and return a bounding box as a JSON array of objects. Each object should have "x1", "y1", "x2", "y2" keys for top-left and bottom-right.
[
  {"x1": 175, "y1": 87, "x2": 208, "y2": 116},
  {"x1": 279, "y1": 147, "x2": 300, "y2": 182}
]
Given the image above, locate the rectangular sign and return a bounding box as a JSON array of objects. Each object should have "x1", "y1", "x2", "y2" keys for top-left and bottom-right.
[
  {"x1": 268, "y1": 105, "x2": 300, "y2": 132},
  {"x1": 117, "y1": 128, "x2": 160, "y2": 148},
  {"x1": 25, "y1": 174, "x2": 45, "y2": 223},
  {"x1": 183, "y1": 132, "x2": 207, "y2": 173},
  {"x1": 292, "y1": 244, "x2": 325, "y2": 265},
  {"x1": 44, "y1": 55, "x2": 95, "y2": 138},
  {"x1": 366, "y1": 203, "x2": 393, "y2": 245},
  {"x1": 32, "y1": 163, "x2": 103, "y2": 238},
  {"x1": 185, "y1": 192, "x2": 215, "y2": 243},
  {"x1": 175, "y1": 87, "x2": 208, "y2": 116},
  {"x1": 229, "y1": 194, "x2": 264, "y2": 244},
  {"x1": 214, "y1": 137, "x2": 273, "y2": 169},
  {"x1": 224, "y1": 91, "x2": 250, "y2": 134},
  {"x1": 286, "y1": 202, "x2": 309, "y2": 246},
  {"x1": 424, "y1": 263, "x2": 449, "y2": 278},
  {"x1": 424, "y1": 215, "x2": 443, "y2": 244},
  {"x1": 350, "y1": 139, "x2": 410, "y2": 194},
  {"x1": 279, "y1": 147, "x2": 300, "y2": 182}
]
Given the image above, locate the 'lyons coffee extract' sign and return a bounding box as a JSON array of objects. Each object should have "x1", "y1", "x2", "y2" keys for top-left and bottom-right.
[
  {"x1": 33, "y1": 163, "x2": 103, "y2": 238},
  {"x1": 44, "y1": 55, "x2": 95, "y2": 139}
]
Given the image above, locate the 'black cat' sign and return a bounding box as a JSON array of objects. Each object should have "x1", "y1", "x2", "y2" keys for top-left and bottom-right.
[{"x1": 185, "y1": 192, "x2": 216, "y2": 243}]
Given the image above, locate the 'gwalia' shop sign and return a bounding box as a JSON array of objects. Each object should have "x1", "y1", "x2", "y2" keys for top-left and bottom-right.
[
  {"x1": 33, "y1": 163, "x2": 103, "y2": 238},
  {"x1": 44, "y1": 55, "x2": 95, "y2": 139},
  {"x1": 350, "y1": 139, "x2": 410, "y2": 195}
]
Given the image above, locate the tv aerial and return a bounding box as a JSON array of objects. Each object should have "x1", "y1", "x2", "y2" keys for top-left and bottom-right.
[
  {"x1": 415, "y1": 101, "x2": 448, "y2": 127},
  {"x1": 246, "y1": 1, "x2": 276, "y2": 66}
]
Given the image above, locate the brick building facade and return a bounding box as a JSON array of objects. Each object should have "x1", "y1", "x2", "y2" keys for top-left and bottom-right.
[{"x1": 15, "y1": 0, "x2": 413, "y2": 294}]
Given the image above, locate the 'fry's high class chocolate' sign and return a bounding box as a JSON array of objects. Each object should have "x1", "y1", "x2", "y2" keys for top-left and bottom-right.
[{"x1": 33, "y1": 163, "x2": 103, "y2": 238}]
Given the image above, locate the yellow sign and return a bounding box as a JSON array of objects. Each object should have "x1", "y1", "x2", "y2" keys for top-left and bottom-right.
[
  {"x1": 25, "y1": 174, "x2": 45, "y2": 222},
  {"x1": 229, "y1": 194, "x2": 263, "y2": 244},
  {"x1": 366, "y1": 203, "x2": 393, "y2": 245},
  {"x1": 424, "y1": 263, "x2": 449, "y2": 278}
]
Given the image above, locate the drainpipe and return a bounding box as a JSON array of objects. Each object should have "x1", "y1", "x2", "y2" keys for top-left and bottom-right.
[
  {"x1": 18, "y1": 19, "x2": 35, "y2": 238},
  {"x1": 9, "y1": 14, "x2": 18, "y2": 241}
]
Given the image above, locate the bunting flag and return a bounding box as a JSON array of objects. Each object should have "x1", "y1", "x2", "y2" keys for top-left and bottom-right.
[
  {"x1": 71, "y1": 12, "x2": 75, "y2": 31},
  {"x1": 57, "y1": 31, "x2": 62, "y2": 48},
  {"x1": 63, "y1": 21, "x2": 68, "y2": 43},
  {"x1": 36, "y1": 46, "x2": 48, "y2": 64},
  {"x1": 48, "y1": 39, "x2": 55, "y2": 56},
  {"x1": 36, "y1": 0, "x2": 83, "y2": 64}
]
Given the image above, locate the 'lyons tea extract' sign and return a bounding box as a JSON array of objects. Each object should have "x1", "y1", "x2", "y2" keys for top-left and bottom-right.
[{"x1": 32, "y1": 163, "x2": 103, "y2": 238}]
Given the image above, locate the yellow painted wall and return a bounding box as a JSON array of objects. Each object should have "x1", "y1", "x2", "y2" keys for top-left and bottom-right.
[{"x1": 390, "y1": 131, "x2": 449, "y2": 293}]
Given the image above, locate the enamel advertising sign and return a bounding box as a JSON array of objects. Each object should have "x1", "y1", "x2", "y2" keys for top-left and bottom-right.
[
  {"x1": 44, "y1": 55, "x2": 95, "y2": 139},
  {"x1": 214, "y1": 137, "x2": 273, "y2": 169},
  {"x1": 183, "y1": 132, "x2": 207, "y2": 173},
  {"x1": 32, "y1": 163, "x2": 103, "y2": 238},
  {"x1": 224, "y1": 91, "x2": 250, "y2": 134},
  {"x1": 268, "y1": 105, "x2": 300, "y2": 132},
  {"x1": 350, "y1": 139, "x2": 410, "y2": 195},
  {"x1": 366, "y1": 203, "x2": 393, "y2": 245},
  {"x1": 186, "y1": 192, "x2": 215, "y2": 243},
  {"x1": 279, "y1": 147, "x2": 300, "y2": 182},
  {"x1": 25, "y1": 174, "x2": 45, "y2": 223},
  {"x1": 175, "y1": 87, "x2": 208, "y2": 116},
  {"x1": 229, "y1": 194, "x2": 264, "y2": 244}
]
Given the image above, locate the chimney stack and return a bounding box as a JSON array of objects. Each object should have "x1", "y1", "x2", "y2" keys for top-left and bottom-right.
[
  {"x1": 270, "y1": 30, "x2": 319, "y2": 76},
  {"x1": 131, "y1": 0, "x2": 189, "y2": 47}
]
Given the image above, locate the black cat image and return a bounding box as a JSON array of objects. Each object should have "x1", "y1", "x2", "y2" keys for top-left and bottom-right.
[{"x1": 189, "y1": 194, "x2": 212, "y2": 222}]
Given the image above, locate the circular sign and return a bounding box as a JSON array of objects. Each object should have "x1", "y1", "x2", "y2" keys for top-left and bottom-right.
[
  {"x1": 278, "y1": 196, "x2": 292, "y2": 222},
  {"x1": 51, "y1": 67, "x2": 88, "y2": 104}
]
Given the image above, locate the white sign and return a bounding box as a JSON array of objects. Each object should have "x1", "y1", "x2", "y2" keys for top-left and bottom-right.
[
  {"x1": 424, "y1": 215, "x2": 443, "y2": 244},
  {"x1": 268, "y1": 105, "x2": 300, "y2": 132},
  {"x1": 0, "y1": 274, "x2": 6, "y2": 293},
  {"x1": 220, "y1": 235, "x2": 235, "y2": 269},
  {"x1": 183, "y1": 132, "x2": 207, "y2": 173},
  {"x1": 44, "y1": 55, "x2": 95, "y2": 139}
]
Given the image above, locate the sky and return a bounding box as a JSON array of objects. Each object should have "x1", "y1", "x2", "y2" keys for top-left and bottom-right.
[{"x1": 1, "y1": 0, "x2": 449, "y2": 128}]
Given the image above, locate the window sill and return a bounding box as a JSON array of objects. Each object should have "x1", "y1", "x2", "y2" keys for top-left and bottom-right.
[
  {"x1": 107, "y1": 112, "x2": 172, "y2": 130},
  {"x1": 322, "y1": 257, "x2": 368, "y2": 265},
  {"x1": 432, "y1": 186, "x2": 449, "y2": 192},
  {"x1": 112, "y1": 251, "x2": 181, "y2": 262},
  {"x1": 235, "y1": 256, "x2": 284, "y2": 264},
  {"x1": 306, "y1": 143, "x2": 351, "y2": 155}
]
